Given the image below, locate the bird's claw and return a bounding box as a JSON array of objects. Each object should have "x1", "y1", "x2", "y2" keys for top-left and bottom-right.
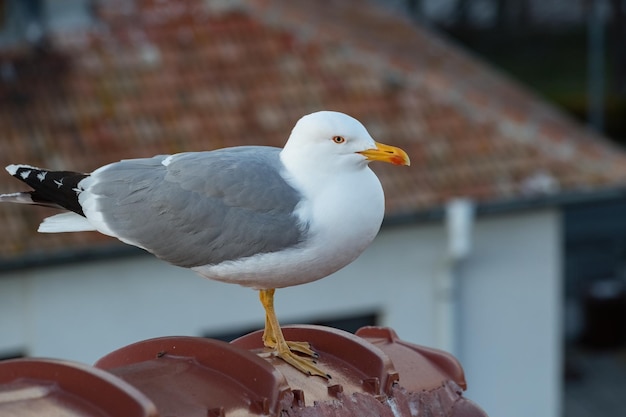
[
  {"x1": 262, "y1": 338, "x2": 329, "y2": 378},
  {"x1": 274, "y1": 347, "x2": 331, "y2": 379},
  {"x1": 285, "y1": 340, "x2": 318, "y2": 358}
]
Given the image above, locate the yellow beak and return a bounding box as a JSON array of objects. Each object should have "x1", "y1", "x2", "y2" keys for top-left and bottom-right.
[{"x1": 358, "y1": 141, "x2": 411, "y2": 166}]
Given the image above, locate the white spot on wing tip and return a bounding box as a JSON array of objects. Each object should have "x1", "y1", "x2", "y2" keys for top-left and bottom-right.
[
  {"x1": 20, "y1": 170, "x2": 32, "y2": 179},
  {"x1": 6, "y1": 164, "x2": 19, "y2": 176},
  {"x1": 162, "y1": 155, "x2": 174, "y2": 167},
  {"x1": 6, "y1": 164, "x2": 41, "y2": 176}
]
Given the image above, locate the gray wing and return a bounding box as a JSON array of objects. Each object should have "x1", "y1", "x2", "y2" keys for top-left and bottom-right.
[{"x1": 86, "y1": 146, "x2": 308, "y2": 267}]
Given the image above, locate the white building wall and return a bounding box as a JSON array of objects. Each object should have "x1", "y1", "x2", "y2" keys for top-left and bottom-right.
[
  {"x1": 0, "y1": 207, "x2": 562, "y2": 417},
  {"x1": 458, "y1": 208, "x2": 563, "y2": 417}
]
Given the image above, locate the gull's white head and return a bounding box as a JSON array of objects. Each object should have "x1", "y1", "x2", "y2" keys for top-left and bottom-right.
[{"x1": 281, "y1": 111, "x2": 410, "y2": 173}]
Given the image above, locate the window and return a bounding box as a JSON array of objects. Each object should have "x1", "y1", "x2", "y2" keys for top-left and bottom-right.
[{"x1": 0, "y1": 0, "x2": 93, "y2": 49}]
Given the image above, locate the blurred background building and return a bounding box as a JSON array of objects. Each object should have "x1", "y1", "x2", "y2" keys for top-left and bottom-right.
[{"x1": 1, "y1": 1, "x2": 625, "y2": 417}]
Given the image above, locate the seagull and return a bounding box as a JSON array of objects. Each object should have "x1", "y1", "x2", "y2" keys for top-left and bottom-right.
[{"x1": 0, "y1": 111, "x2": 410, "y2": 378}]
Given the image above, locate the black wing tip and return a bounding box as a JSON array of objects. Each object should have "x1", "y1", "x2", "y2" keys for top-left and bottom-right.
[{"x1": 5, "y1": 164, "x2": 89, "y2": 216}]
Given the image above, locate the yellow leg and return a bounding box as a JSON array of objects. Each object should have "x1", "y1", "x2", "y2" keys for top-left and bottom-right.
[{"x1": 259, "y1": 289, "x2": 329, "y2": 378}]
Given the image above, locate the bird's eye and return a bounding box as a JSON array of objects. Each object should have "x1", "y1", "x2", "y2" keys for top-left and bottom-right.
[{"x1": 332, "y1": 136, "x2": 346, "y2": 144}]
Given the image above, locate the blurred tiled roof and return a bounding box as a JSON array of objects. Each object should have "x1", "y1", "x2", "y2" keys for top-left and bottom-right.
[{"x1": 1, "y1": 0, "x2": 626, "y2": 261}]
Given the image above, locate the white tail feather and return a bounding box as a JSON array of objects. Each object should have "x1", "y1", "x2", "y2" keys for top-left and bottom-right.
[
  {"x1": 0, "y1": 192, "x2": 35, "y2": 204},
  {"x1": 0, "y1": 192, "x2": 64, "y2": 209},
  {"x1": 38, "y1": 212, "x2": 97, "y2": 233}
]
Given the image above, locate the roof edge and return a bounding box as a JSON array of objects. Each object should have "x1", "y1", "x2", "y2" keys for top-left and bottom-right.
[
  {"x1": 0, "y1": 244, "x2": 146, "y2": 274},
  {"x1": 383, "y1": 186, "x2": 626, "y2": 226}
]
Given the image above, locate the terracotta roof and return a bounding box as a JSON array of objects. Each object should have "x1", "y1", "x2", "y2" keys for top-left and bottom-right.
[
  {"x1": 1, "y1": 0, "x2": 626, "y2": 260},
  {"x1": 0, "y1": 325, "x2": 488, "y2": 417}
]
